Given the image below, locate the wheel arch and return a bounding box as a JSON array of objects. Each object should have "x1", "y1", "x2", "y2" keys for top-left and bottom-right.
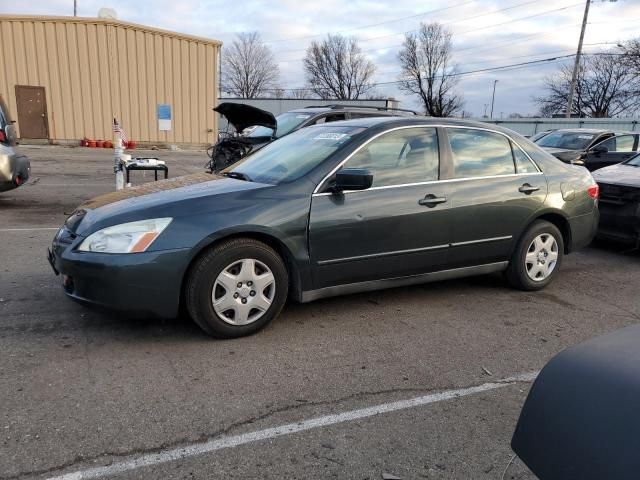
[
  {"x1": 179, "y1": 229, "x2": 304, "y2": 315},
  {"x1": 525, "y1": 210, "x2": 573, "y2": 254}
]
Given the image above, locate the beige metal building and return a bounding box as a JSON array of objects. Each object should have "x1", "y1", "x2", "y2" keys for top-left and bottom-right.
[{"x1": 0, "y1": 15, "x2": 221, "y2": 147}]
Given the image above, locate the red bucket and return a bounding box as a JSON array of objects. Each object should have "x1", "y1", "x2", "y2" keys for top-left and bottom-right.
[{"x1": 87, "y1": 140, "x2": 96, "y2": 148}]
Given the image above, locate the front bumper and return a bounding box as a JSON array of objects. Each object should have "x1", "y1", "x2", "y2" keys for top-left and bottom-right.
[{"x1": 49, "y1": 227, "x2": 191, "y2": 318}]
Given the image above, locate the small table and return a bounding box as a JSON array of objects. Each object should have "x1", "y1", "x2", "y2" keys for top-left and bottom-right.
[{"x1": 123, "y1": 158, "x2": 168, "y2": 183}]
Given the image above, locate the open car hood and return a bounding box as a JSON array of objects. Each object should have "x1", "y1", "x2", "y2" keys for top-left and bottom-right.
[{"x1": 214, "y1": 103, "x2": 276, "y2": 133}]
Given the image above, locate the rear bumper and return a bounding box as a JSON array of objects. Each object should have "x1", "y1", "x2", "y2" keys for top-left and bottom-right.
[
  {"x1": 568, "y1": 209, "x2": 599, "y2": 251},
  {"x1": 49, "y1": 233, "x2": 191, "y2": 319},
  {"x1": 596, "y1": 182, "x2": 640, "y2": 244},
  {"x1": 0, "y1": 153, "x2": 30, "y2": 192}
]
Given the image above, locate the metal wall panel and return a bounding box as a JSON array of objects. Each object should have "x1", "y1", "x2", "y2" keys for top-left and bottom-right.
[{"x1": 0, "y1": 15, "x2": 220, "y2": 145}]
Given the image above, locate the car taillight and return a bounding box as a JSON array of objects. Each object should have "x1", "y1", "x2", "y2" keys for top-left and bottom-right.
[
  {"x1": 0, "y1": 130, "x2": 5, "y2": 143},
  {"x1": 587, "y1": 185, "x2": 599, "y2": 199}
]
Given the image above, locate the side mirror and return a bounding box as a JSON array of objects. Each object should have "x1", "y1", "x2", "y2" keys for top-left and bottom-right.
[
  {"x1": 591, "y1": 144, "x2": 608, "y2": 155},
  {"x1": 333, "y1": 168, "x2": 373, "y2": 192}
]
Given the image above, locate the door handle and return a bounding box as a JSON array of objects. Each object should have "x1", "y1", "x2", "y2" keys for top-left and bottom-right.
[
  {"x1": 518, "y1": 183, "x2": 540, "y2": 195},
  {"x1": 419, "y1": 194, "x2": 447, "y2": 208}
]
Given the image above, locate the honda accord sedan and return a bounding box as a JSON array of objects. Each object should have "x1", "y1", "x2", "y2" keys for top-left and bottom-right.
[{"x1": 48, "y1": 118, "x2": 599, "y2": 338}]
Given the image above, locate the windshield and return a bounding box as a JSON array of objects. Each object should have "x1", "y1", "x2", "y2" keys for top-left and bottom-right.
[
  {"x1": 249, "y1": 112, "x2": 313, "y2": 138},
  {"x1": 227, "y1": 125, "x2": 363, "y2": 184},
  {"x1": 536, "y1": 131, "x2": 596, "y2": 150},
  {"x1": 625, "y1": 153, "x2": 640, "y2": 167}
]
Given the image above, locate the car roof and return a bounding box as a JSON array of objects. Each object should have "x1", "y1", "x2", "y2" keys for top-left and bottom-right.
[
  {"x1": 311, "y1": 116, "x2": 522, "y2": 131},
  {"x1": 547, "y1": 128, "x2": 614, "y2": 134},
  {"x1": 287, "y1": 106, "x2": 416, "y2": 116}
]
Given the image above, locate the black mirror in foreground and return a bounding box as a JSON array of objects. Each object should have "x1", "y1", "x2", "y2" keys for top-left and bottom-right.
[
  {"x1": 333, "y1": 168, "x2": 373, "y2": 192},
  {"x1": 511, "y1": 323, "x2": 640, "y2": 479}
]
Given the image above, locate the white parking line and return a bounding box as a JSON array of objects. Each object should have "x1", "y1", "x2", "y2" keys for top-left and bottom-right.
[
  {"x1": 46, "y1": 371, "x2": 538, "y2": 480},
  {"x1": 0, "y1": 227, "x2": 59, "y2": 232}
]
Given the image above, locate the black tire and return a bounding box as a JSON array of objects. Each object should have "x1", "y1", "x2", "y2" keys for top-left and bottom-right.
[
  {"x1": 505, "y1": 220, "x2": 564, "y2": 291},
  {"x1": 185, "y1": 238, "x2": 288, "y2": 338}
]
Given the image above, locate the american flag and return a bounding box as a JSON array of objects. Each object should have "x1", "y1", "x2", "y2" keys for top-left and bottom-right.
[{"x1": 113, "y1": 118, "x2": 128, "y2": 144}]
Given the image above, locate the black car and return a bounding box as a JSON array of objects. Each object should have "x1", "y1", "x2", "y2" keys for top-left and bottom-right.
[
  {"x1": 534, "y1": 128, "x2": 615, "y2": 166},
  {"x1": 584, "y1": 132, "x2": 640, "y2": 171},
  {"x1": 49, "y1": 117, "x2": 599, "y2": 338},
  {"x1": 592, "y1": 153, "x2": 640, "y2": 245}
]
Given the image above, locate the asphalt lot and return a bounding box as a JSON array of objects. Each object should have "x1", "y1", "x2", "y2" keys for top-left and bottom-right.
[{"x1": 1, "y1": 145, "x2": 639, "y2": 480}]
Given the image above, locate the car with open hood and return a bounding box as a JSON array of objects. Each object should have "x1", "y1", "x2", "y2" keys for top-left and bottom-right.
[
  {"x1": 0, "y1": 95, "x2": 30, "y2": 192},
  {"x1": 592, "y1": 153, "x2": 640, "y2": 245},
  {"x1": 48, "y1": 117, "x2": 599, "y2": 338}
]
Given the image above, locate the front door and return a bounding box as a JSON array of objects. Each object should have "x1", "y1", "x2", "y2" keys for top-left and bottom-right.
[
  {"x1": 443, "y1": 127, "x2": 548, "y2": 268},
  {"x1": 309, "y1": 127, "x2": 451, "y2": 289},
  {"x1": 585, "y1": 134, "x2": 639, "y2": 171},
  {"x1": 15, "y1": 85, "x2": 48, "y2": 139}
]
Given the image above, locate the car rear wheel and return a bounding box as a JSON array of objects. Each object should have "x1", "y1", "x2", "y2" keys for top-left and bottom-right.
[
  {"x1": 505, "y1": 220, "x2": 564, "y2": 291},
  {"x1": 185, "y1": 238, "x2": 288, "y2": 338}
]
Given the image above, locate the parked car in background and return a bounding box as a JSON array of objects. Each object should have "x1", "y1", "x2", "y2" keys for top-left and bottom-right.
[
  {"x1": 49, "y1": 118, "x2": 599, "y2": 338},
  {"x1": 584, "y1": 132, "x2": 640, "y2": 171},
  {"x1": 0, "y1": 95, "x2": 30, "y2": 192},
  {"x1": 208, "y1": 103, "x2": 417, "y2": 172},
  {"x1": 527, "y1": 130, "x2": 554, "y2": 142},
  {"x1": 534, "y1": 128, "x2": 614, "y2": 165},
  {"x1": 592, "y1": 153, "x2": 640, "y2": 246},
  {"x1": 246, "y1": 104, "x2": 418, "y2": 144}
]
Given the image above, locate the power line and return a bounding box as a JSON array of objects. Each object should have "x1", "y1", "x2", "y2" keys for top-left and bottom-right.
[
  {"x1": 263, "y1": 0, "x2": 477, "y2": 44},
  {"x1": 274, "y1": 2, "x2": 583, "y2": 59}
]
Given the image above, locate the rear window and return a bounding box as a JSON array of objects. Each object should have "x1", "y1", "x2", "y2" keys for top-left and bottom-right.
[
  {"x1": 447, "y1": 128, "x2": 515, "y2": 178},
  {"x1": 249, "y1": 112, "x2": 313, "y2": 138}
]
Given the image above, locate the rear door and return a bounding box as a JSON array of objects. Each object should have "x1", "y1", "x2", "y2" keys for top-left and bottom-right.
[
  {"x1": 308, "y1": 126, "x2": 450, "y2": 289},
  {"x1": 443, "y1": 127, "x2": 548, "y2": 268},
  {"x1": 585, "y1": 134, "x2": 639, "y2": 171}
]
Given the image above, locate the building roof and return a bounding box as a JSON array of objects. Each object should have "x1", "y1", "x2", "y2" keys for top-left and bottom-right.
[{"x1": 0, "y1": 14, "x2": 222, "y2": 46}]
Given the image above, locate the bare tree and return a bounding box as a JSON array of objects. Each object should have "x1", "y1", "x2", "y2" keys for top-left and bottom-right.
[
  {"x1": 535, "y1": 54, "x2": 640, "y2": 118},
  {"x1": 221, "y1": 32, "x2": 280, "y2": 98},
  {"x1": 398, "y1": 22, "x2": 463, "y2": 117},
  {"x1": 287, "y1": 88, "x2": 315, "y2": 99},
  {"x1": 621, "y1": 38, "x2": 640, "y2": 74},
  {"x1": 303, "y1": 34, "x2": 376, "y2": 99}
]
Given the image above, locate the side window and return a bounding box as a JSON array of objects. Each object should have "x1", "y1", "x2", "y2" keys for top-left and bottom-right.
[
  {"x1": 597, "y1": 135, "x2": 635, "y2": 152},
  {"x1": 349, "y1": 112, "x2": 382, "y2": 119},
  {"x1": 311, "y1": 114, "x2": 346, "y2": 126},
  {"x1": 511, "y1": 142, "x2": 538, "y2": 173},
  {"x1": 344, "y1": 128, "x2": 439, "y2": 187},
  {"x1": 448, "y1": 128, "x2": 515, "y2": 179}
]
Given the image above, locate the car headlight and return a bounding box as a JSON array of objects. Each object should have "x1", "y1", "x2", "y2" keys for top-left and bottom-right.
[{"x1": 78, "y1": 218, "x2": 172, "y2": 253}]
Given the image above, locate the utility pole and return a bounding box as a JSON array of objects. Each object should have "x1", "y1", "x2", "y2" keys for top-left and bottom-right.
[
  {"x1": 73, "y1": 0, "x2": 77, "y2": 16},
  {"x1": 566, "y1": 0, "x2": 590, "y2": 118},
  {"x1": 490, "y1": 80, "x2": 498, "y2": 119}
]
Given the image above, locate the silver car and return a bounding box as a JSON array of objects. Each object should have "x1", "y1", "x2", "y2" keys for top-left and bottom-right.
[{"x1": 0, "y1": 96, "x2": 30, "y2": 192}]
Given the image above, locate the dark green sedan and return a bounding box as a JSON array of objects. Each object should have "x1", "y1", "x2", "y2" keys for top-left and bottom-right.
[{"x1": 49, "y1": 117, "x2": 599, "y2": 338}]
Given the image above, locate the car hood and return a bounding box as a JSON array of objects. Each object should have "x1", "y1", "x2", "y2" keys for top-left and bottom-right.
[
  {"x1": 214, "y1": 102, "x2": 276, "y2": 133},
  {"x1": 592, "y1": 163, "x2": 640, "y2": 187},
  {"x1": 540, "y1": 147, "x2": 583, "y2": 162},
  {"x1": 66, "y1": 172, "x2": 270, "y2": 235}
]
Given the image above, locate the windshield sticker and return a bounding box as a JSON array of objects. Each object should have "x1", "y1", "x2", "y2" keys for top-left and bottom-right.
[
  {"x1": 313, "y1": 133, "x2": 350, "y2": 141},
  {"x1": 296, "y1": 115, "x2": 311, "y2": 119},
  {"x1": 577, "y1": 135, "x2": 592, "y2": 139}
]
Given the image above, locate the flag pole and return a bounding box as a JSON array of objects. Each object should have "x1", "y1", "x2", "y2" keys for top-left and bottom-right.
[{"x1": 113, "y1": 118, "x2": 124, "y2": 190}]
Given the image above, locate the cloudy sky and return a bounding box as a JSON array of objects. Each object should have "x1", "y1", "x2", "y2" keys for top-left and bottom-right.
[{"x1": 3, "y1": 0, "x2": 639, "y2": 116}]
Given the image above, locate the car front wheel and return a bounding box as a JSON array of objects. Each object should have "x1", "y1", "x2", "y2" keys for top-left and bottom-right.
[
  {"x1": 185, "y1": 238, "x2": 288, "y2": 338},
  {"x1": 505, "y1": 220, "x2": 564, "y2": 291}
]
